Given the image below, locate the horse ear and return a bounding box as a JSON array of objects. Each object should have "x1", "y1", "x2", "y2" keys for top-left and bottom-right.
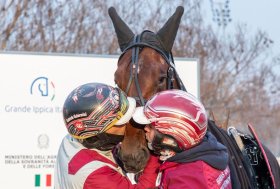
[
  {"x1": 157, "y1": 6, "x2": 184, "y2": 52},
  {"x1": 108, "y1": 7, "x2": 135, "y2": 52}
]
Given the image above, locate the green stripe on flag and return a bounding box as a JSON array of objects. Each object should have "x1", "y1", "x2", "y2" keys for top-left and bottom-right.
[{"x1": 35, "y1": 174, "x2": 40, "y2": 187}]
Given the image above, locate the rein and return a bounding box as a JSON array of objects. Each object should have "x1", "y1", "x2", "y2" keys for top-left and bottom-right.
[{"x1": 118, "y1": 30, "x2": 186, "y2": 106}]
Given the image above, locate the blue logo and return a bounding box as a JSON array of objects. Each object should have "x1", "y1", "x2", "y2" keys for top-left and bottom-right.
[{"x1": 30, "y1": 77, "x2": 55, "y2": 101}]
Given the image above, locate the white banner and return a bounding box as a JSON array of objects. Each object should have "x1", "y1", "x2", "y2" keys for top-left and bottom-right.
[{"x1": 0, "y1": 52, "x2": 199, "y2": 188}]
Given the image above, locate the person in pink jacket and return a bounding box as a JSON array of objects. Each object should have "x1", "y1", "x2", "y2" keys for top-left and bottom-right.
[
  {"x1": 54, "y1": 82, "x2": 160, "y2": 189},
  {"x1": 133, "y1": 89, "x2": 232, "y2": 189}
]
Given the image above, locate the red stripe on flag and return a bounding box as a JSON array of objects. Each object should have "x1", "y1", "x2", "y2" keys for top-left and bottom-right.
[{"x1": 46, "y1": 174, "x2": 51, "y2": 187}]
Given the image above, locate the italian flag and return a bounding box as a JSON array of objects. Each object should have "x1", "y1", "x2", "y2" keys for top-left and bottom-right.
[{"x1": 35, "y1": 174, "x2": 52, "y2": 187}]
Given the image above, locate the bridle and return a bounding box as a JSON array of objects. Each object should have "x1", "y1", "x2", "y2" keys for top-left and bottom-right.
[{"x1": 118, "y1": 30, "x2": 186, "y2": 106}]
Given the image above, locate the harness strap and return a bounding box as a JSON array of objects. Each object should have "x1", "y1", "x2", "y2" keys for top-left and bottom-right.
[
  {"x1": 167, "y1": 67, "x2": 174, "y2": 89},
  {"x1": 125, "y1": 35, "x2": 146, "y2": 106},
  {"x1": 121, "y1": 30, "x2": 187, "y2": 105},
  {"x1": 125, "y1": 36, "x2": 137, "y2": 94},
  {"x1": 133, "y1": 36, "x2": 146, "y2": 106},
  {"x1": 168, "y1": 52, "x2": 186, "y2": 91},
  {"x1": 122, "y1": 42, "x2": 171, "y2": 66}
]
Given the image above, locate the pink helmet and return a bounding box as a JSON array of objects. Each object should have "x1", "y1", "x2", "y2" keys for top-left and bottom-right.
[{"x1": 133, "y1": 89, "x2": 207, "y2": 150}]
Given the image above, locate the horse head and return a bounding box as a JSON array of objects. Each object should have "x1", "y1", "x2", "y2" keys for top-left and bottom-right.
[{"x1": 109, "y1": 6, "x2": 185, "y2": 173}]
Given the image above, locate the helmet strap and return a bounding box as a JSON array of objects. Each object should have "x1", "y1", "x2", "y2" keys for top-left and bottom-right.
[
  {"x1": 151, "y1": 131, "x2": 183, "y2": 156},
  {"x1": 159, "y1": 149, "x2": 176, "y2": 161}
]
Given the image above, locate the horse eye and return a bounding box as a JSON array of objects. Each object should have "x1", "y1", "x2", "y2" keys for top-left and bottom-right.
[
  {"x1": 157, "y1": 76, "x2": 167, "y2": 91},
  {"x1": 159, "y1": 76, "x2": 166, "y2": 84}
]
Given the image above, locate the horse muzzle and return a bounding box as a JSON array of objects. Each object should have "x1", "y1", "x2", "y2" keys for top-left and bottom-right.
[{"x1": 117, "y1": 145, "x2": 150, "y2": 173}]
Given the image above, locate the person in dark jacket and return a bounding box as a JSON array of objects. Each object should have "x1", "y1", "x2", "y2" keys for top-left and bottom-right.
[{"x1": 133, "y1": 89, "x2": 232, "y2": 189}]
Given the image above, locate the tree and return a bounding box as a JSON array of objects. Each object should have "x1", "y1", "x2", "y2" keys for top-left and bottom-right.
[{"x1": 1, "y1": 0, "x2": 279, "y2": 155}]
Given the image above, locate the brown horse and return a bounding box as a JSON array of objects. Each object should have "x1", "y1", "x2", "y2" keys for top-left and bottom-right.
[
  {"x1": 109, "y1": 6, "x2": 185, "y2": 173},
  {"x1": 109, "y1": 6, "x2": 280, "y2": 188}
]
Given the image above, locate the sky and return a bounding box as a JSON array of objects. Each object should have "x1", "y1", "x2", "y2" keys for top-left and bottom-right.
[{"x1": 203, "y1": 0, "x2": 280, "y2": 56}]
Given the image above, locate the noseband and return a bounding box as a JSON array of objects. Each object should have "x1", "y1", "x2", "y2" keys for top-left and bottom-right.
[{"x1": 118, "y1": 30, "x2": 186, "y2": 106}]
